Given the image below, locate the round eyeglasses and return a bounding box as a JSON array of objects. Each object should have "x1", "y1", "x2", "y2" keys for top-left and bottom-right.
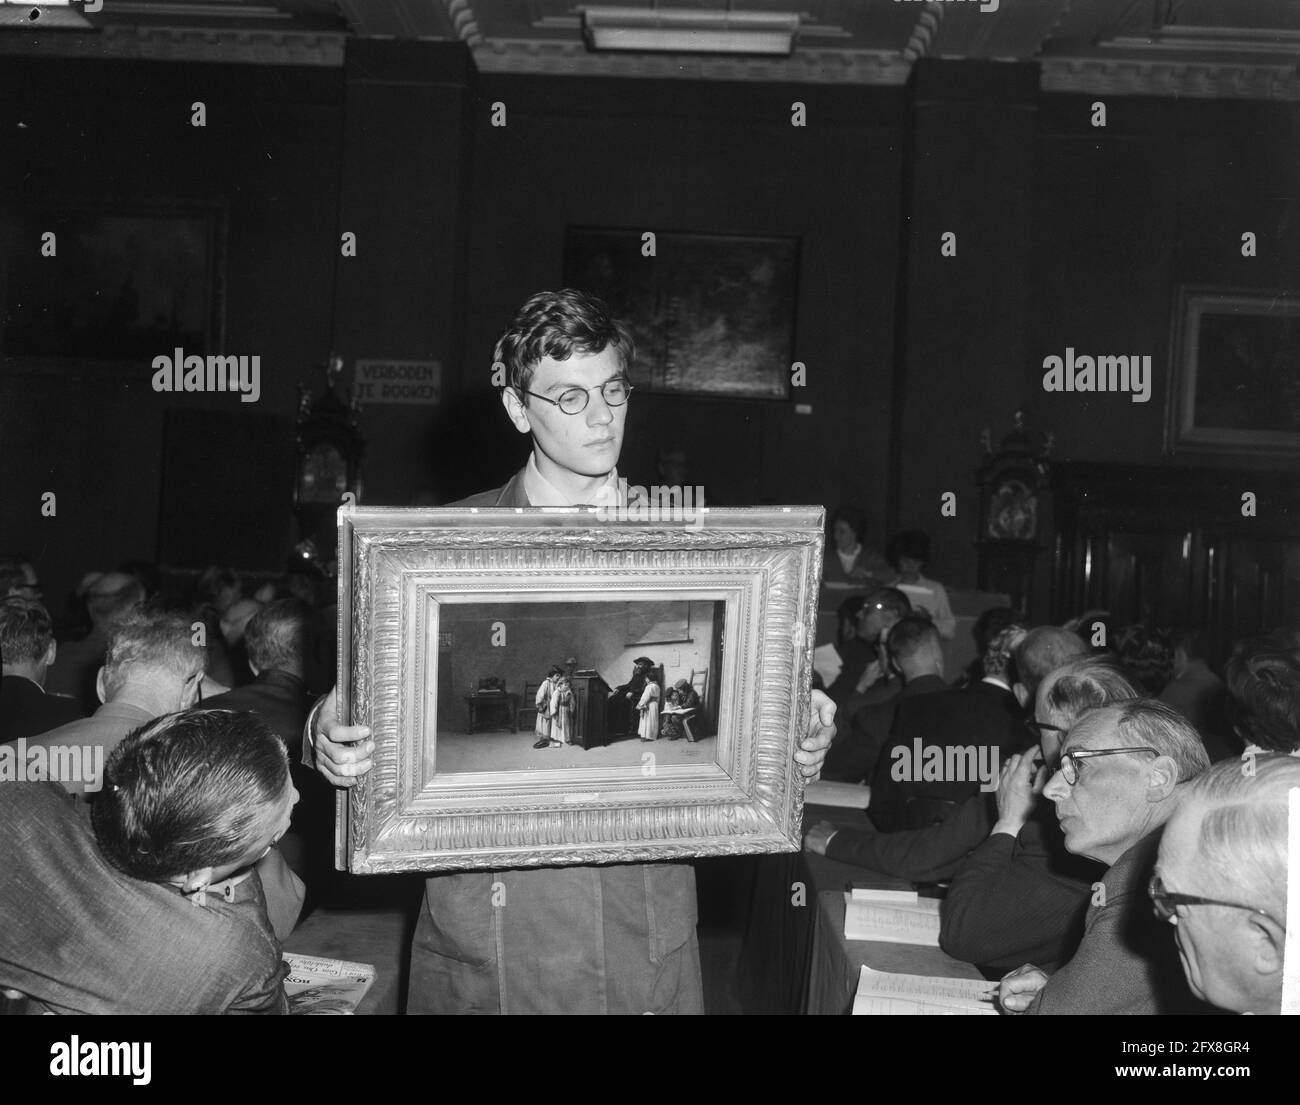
[
  {"x1": 1148, "y1": 874, "x2": 1281, "y2": 928},
  {"x1": 1058, "y1": 746, "x2": 1160, "y2": 785},
  {"x1": 521, "y1": 378, "x2": 633, "y2": 415}
]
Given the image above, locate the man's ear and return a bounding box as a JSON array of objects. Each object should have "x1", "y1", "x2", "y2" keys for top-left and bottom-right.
[
  {"x1": 95, "y1": 666, "x2": 108, "y2": 704},
  {"x1": 1249, "y1": 913, "x2": 1286, "y2": 976},
  {"x1": 501, "y1": 387, "x2": 531, "y2": 435},
  {"x1": 1146, "y1": 755, "x2": 1179, "y2": 800},
  {"x1": 44, "y1": 640, "x2": 57, "y2": 667}
]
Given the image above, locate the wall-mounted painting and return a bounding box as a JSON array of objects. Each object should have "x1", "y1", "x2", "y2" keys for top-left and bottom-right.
[
  {"x1": 0, "y1": 205, "x2": 226, "y2": 360},
  {"x1": 1165, "y1": 287, "x2": 1300, "y2": 457},
  {"x1": 564, "y1": 226, "x2": 798, "y2": 400}
]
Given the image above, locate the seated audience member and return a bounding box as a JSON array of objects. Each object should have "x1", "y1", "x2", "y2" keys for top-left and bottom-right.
[
  {"x1": 202, "y1": 599, "x2": 315, "y2": 749},
  {"x1": 821, "y1": 594, "x2": 875, "y2": 709},
  {"x1": 29, "y1": 609, "x2": 205, "y2": 792},
  {"x1": 837, "y1": 586, "x2": 915, "y2": 713},
  {"x1": 940, "y1": 657, "x2": 1139, "y2": 976},
  {"x1": 963, "y1": 622, "x2": 1027, "y2": 727},
  {"x1": 812, "y1": 627, "x2": 1091, "y2": 879},
  {"x1": 0, "y1": 710, "x2": 296, "y2": 1014},
  {"x1": 884, "y1": 529, "x2": 954, "y2": 639},
  {"x1": 957, "y1": 606, "x2": 1018, "y2": 687},
  {"x1": 220, "y1": 597, "x2": 264, "y2": 687},
  {"x1": 202, "y1": 599, "x2": 329, "y2": 887},
  {"x1": 0, "y1": 598, "x2": 84, "y2": 742},
  {"x1": 1155, "y1": 754, "x2": 1299, "y2": 1015},
  {"x1": 1114, "y1": 623, "x2": 1174, "y2": 696},
  {"x1": 999, "y1": 700, "x2": 1211, "y2": 1015},
  {"x1": 27, "y1": 609, "x2": 303, "y2": 939},
  {"x1": 823, "y1": 506, "x2": 891, "y2": 585},
  {"x1": 45, "y1": 571, "x2": 146, "y2": 713},
  {"x1": 826, "y1": 612, "x2": 945, "y2": 785},
  {"x1": 1223, "y1": 629, "x2": 1300, "y2": 754},
  {"x1": 867, "y1": 618, "x2": 1025, "y2": 831},
  {"x1": 0, "y1": 558, "x2": 42, "y2": 601},
  {"x1": 1159, "y1": 625, "x2": 1234, "y2": 761}
]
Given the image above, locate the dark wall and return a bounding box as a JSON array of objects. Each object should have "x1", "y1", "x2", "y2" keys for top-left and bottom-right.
[
  {"x1": 3, "y1": 47, "x2": 1297, "y2": 627},
  {"x1": 452, "y1": 75, "x2": 905, "y2": 528},
  {"x1": 1027, "y1": 94, "x2": 1300, "y2": 469},
  {"x1": 0, "y1": 58, "x2": 343, "y2": 614}
]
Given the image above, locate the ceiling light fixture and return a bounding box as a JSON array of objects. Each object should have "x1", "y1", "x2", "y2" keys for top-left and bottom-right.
[{"x1": 582, "y1": 6, "x2": 799, "y2": 56}]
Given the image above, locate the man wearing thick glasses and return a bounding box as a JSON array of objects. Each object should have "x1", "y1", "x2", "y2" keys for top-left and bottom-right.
[
  {"x1": 999, "y1": 699, "x2": 1211, "y2": 1014},
  {"x1": 1153, "y1": 754, "x2": 1297, "y2": 1014},
  {"x1": 306, "y1": 289, "x2": 836, "y2": 1014}
]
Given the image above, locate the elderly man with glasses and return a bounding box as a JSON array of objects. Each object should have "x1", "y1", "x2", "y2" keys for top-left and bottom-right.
[
  {"x1": 1153, "y1": 753, "x2": 1297, "y2": 1014},
  {"x1": 999, "y1": 699, "x2": 1211, "y2": 1014}
]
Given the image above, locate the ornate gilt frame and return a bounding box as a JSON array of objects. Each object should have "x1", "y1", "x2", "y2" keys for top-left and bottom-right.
[{"x1": 336, "y1": 506, "x2": 823, "y2": 873}]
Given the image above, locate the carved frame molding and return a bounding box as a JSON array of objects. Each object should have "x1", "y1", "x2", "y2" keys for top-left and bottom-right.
[{"x1": 336, "y1": 506, "x2": 823, "y2": 874}]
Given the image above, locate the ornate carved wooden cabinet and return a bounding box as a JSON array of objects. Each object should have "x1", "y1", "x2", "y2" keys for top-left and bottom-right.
[{"x1": 1049, "y1": 463, "x2": 1300, "y2": 667}]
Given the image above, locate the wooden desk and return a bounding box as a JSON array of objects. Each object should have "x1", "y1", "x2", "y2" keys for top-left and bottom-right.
[
  {"x1": 735, "y1": 805, "x2": 980, "y2": 1014},
  {"x1": 464, "y1": 692, "x2": 519, "y2": 734},
  {"x1": 807, "y1": 887, "x2": 983, "y2": 1015}
]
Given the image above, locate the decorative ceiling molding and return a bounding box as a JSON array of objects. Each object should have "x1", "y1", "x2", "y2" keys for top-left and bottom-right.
[
  {"x1": 469, "y1": 38, "x2": 911, "y2": 85},
  {"x1": 0, "y1": 25, "x2": 345, "y2": 65},
  {"x1": 1040, "y1": 57, "x2": 1300, "y2": 102}
]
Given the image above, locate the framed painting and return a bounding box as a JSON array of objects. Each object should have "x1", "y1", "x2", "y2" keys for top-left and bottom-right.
[
  {"x1": 563, "y1": 226, "x2": 799, "y2": 400},
  {"x1": 0, "y1": 204, "x2": 227, "y2": 361},
  {"x1": 334, "y1": 506, "x2": 823, "y2": 872},
  {"x1": 1164, "y1": 287, "x2": 1300, "y2": 456}
]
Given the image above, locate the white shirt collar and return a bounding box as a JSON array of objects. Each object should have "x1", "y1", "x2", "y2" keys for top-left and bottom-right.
[{"x1": 523, "y1": 452, "x2": 622, "y2": 508}]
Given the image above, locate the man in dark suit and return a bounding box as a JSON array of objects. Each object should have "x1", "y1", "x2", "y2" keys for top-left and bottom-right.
[
  {"x1": 0, "y1": 598, "x2": 84, "y2": 742},
  {"x1": 868, "y1": 618, "x2": 1026, "y2": 832},
  {"x1": 202, "y1": 599, "x2": 315, "y2": 750},
  {"x1": 306, "y1": 289, "x2": 837, "y2": 1014},
  {"x1": 203, "y1": 599, "x2": 327, "y2": 887},
  {"x1": 824, "y1": 611, "x2": 944, "y2": 785}
]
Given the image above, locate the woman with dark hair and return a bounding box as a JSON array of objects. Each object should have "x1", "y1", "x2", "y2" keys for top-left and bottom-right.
[
  {"x1": 885, "y1": 528, "x2": 955, "y2": 639},
  {"x1": 824, "y1": 506, "x2": 890, "y2": 585}
]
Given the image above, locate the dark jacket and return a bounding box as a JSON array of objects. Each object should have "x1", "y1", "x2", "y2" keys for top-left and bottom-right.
[
  {"x1": 824, "y1": 672, "x2": 948, "y2": 784},
  {"x1": 939, "y1": 806, "x2": 1097, "y2": 976},
  {"x1": 0, "y1": 675, "x2": 84, "y2": 743},
  {"x1": 0, "y1": 782, "x2": 286, "y2": 1014},
  {"x1": 1026, "y1": 827, "x2": 1210, "y2": 1015},
  {"x1": 868, "y1": 677, "x2": 1025, "y2": 832},
  {"x1": 202, "y1": 669, "x2": 313, "y2": 753}
]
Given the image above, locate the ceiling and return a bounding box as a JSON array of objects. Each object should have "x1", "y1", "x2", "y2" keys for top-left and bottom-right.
[{"x1": 1, "y1": 0, "x2": 1297, "y2": 99}]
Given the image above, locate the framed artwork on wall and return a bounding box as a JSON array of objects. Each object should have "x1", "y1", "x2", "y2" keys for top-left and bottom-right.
[
  {"x1": 1164, "y1": 286, "x2": 1300, "y2": 457},
  {"x1": 0, "y1": 203, "x2": 227, "y2": 362},
  {"x1": 563, "y1": 226, "x2": 799, "y2": 400}
]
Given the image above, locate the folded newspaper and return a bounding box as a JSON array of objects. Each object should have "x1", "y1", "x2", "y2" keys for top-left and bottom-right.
[{"x1": 283, "y1": 953, "x2": 376, "y2": 1015}]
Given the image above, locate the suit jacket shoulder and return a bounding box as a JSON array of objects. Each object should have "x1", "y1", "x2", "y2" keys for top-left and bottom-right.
[{"x1": 449, "y1": 468, "x2": 529, "y2": 508}]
